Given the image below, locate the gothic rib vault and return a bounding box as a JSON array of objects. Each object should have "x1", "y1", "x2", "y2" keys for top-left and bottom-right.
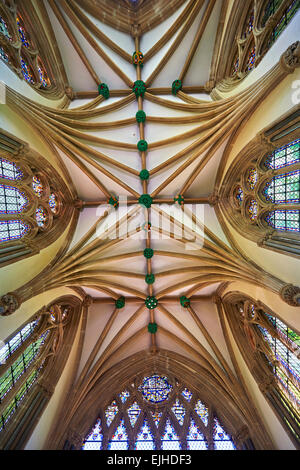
[{"x1": 0, "y1": 0, "x2": 299, "y2": 450}]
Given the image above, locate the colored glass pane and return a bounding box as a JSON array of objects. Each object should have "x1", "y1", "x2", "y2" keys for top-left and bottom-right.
[
  {"x1": 0, "y1": 185, "x2": 28, "y2": 214},
  {"x1": 151, "y1": 410, "x2": 162, "y2": 427},
  {"x1": 261, "y1": 0, "x2": 283, "y2": 26},
  {"x1": 264, "y1": 139, "x2": 300, "y2": 169},
  {"x1": 264, "y1": 170, "x2": 300, "y2": 204},
  {"x1": 186, "y1": 419, "x2": 208, "y2": 450},
  {"x1": 248, "y1": 199, "x2": 258, "y2": 220},
  {"x1": 32, "y1": 176, "x2": 43, "y2": 197},
  {"x1": 21, "y1": 57, "x2": 34, "y2": 84},
  {"x1": 0, "y1": 158, "x2": 23, "y2": 181},
  {"x1": 245, "y1": 10, "x2": 254, "y2": 36},
  {"x1": 119, "y1": 390, "x2": 130, "y2": 403},
  {"x1": 236, "y1": 186, "x2": 244, "y2": 204},
  {"x1": 35, "y1": 207, "x2": 47, "y2": 228},
  {"x1": 0, "y1": 320, "x2": 39, "y2": 365},
  {"x1": 135, "y1": 419, "x2": 155, "y2": 450},
  {"x1": 107, "y1": 419, "x2": 129, "y2": 450},
  {"x1": 138, "y1": 375, "x2": 172, "y2": 403},
  {"x1": 247, "y1": 168, "x2": 258, "y2": 189},
  {"x1": 0, "y1": 46, "x2": 9, "y2": 63},
  {"x1": 246, "y1": 46, "x2": 256, "y2": 71},
  {"x1": 82, "y1": 418, "x2": 103, "y2": 450},
  {"x1": 127, "y1": 401, "x2": 141, "y2": 427},
  {"x1": 0, "y1": 220, "x2": 29, "y2": 242},
  {"x1": 194, "y1": 399, "x2": 209, "y2": 426},
  {"x1": 181, "y1": 387, "x2": 193, "y2": 402},
  {"x1": 265, "y1": 210, "x2": 300, "y2": 232},
  {"x1": 213, "y1": 418, "x2": 236, "y2": 450},
  {"x1": 105, "y1": 400, "x2": 118, "y2": 427},
  {"x1": 0, "y1": 16, "x2": 11, "y2": 40},
  {"x1": 171, "y1": 399, "x2": 185, "y2": 425},
  {"x1": 161, "y1": 419, "x2": 181, "y2": 450},
  {"x1": 16, "y1": 16, "x2": 30, "y2": 48},
  {"x1": 38, "y1": 61, "x2": 50, "y2": 88},
  {"x1": 49, "y1": 193, "x2": 58, "y2": 213},
  {"x1": 232, "y1": 55, "x2": 239, "y2": 75}
]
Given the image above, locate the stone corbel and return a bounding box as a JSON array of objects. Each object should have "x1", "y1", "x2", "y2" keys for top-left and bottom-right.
[
  {"x1": 233, "y1": 425, "x2": 250, "y2": 448},
  {"x1": 0, "y1": 293, "x2": 20, "y2": 316},
  {"x1": 67, "y1": 428, "x2": 84, "y2": 449},
  {"x1": 280, "y1": 284, "x2": 300, "y2": 307},
  {"x1": 280, "y1": 41, "x2": 300, "y2": 74},
  {"x1": 65, "y1": 86, "x2": 74, "y2": 101}
]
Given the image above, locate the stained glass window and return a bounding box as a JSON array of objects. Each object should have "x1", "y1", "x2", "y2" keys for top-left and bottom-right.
[
  {"x1": 0, "y1": 331, "x2": 48, "y2": 404},
  {"x1": 35, "y1": 206, "x2": 47, "y2": 228},
  {"x1": 37, "y1": 60, "x2": 50, "y2": 88},
  {"x1": 194, "y1": 399, "x2": 209, "y2": 426},
  {"x1": 171, "y1": 399, "x2": 185, "y2": 425},
  {"x1": 138, "y1": 375, "x2": 172, "y2": 403},
  {"x1": 107, "y1": 419, "x2": 129, "y2": 450},
  {"x1": 20, "y1": 57, "x2": 35, "y2": 84},
  {"x1": 16, "y1": 16, "x2": 30, "y2": 48},
  {"x1": 256, "y1": 315, "x2": 300, "y2": 409},
  {"x1": 0, "y1": 185, "x2": 28, "y2": 214},
  {"x1": 186, "y1": 419, "x2": 208, "y2": 450},
  {"x1": 0, "y1": 158, "x2": 23, "y2": 181},
  {"x1": 248, "y1": 199, "x2": 258, "y2": 221},
  {"x1": 267, "y1": 0, "x2": 300, "y2": 48},
  {"x1": 0, "y1": 16, "x2": 11, "y2": 40},
  {"x1": 0, "y1": 220, "x2": 29, "y2": 242},
  {"x1": 235, "y1": 186, "x2": 244, "y2": 205},
  {"x1": 213, "y1": 418, "x2": 236, "y2": 450},
  {"x1": 247, "y1": 168, "x2": 258, "y2": 190},
  {"x1": 81, "y1": 418, "x2": 103, "y2": 450},
  {"x1": 32, "y1": 176, "x2": 43, "y2": 197},
  {"x1": 161, "y1": 419, "x2": 181, "y2": 450},
  {"x1": 244, "y1": 10, "x2": 254, "y2": 37},
  {"x1": 49, "y1": 193, "x2": 58, "y2": 213},
  {"x1": 127, "y1": 401, "x2": 141, "y2": 427},
  {"x1": 265, "y1": 210, "x2": 300, "y2": 232},
  {"x1": 261, "y1": 0, "x2": 283, "y2": 27},
  {"x1": 134, "y1": 419, "x2": 155, "y2": 450},
  {"x1": 151, "y1": 410, "x2": 162, "y2": 427},
  {"x1": 0, "y1": 46, "x2": 9, "y2": 63},
  {"x1": 105, "y1": 400, "x2": 118, "y2": 427},
  {"x1": 0, "y1": 320, "x2": 39, "y2": 365},
  {"x1": 232, "y1": 55, "x2": 239, "y2": 75},
  {"x1": 264, "y1": 139, "x2": 300, "y2": 170},
  {"x1": 264, "y1": 170, "x2": 300, "y2": 203}
]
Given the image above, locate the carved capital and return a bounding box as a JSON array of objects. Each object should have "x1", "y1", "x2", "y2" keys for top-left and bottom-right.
[
  {"x1": 130, "y1": 23, "x2": 141, "y2": 37},
  {"x1": 280, "y1": 284, "x2": 300, "y2": 307},
  {"x1": 208, "y1": 193, "x2": 219, "y2": 206},
  {"x1": 67, "y1": 428, "x2": 84, "y2": 449},
  {"x1": 83, "y1": 295, "x2": 93, "y2": 308},
  {"x1": 258, "y1": 375, "x2": 275, "y2": 394},
  {"x1": 0, "y1": 293, "x2": 20, "y2": 316},
  {"x1": 280, "y1": 41, "x2": 300, "y2": 73},
  {"x1": 233, "y1": 425, "x2": 250, "y2": 446},
  {"x1": 73, "y1": 198, "x2": 84, "y2": 211}
]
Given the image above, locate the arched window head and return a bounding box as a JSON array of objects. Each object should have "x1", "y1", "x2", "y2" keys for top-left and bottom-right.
[
  {"x1": 81, "y1": 374, "x2": 237, "y2": 450},
  {"x1": 224, "y1": 296, "x2": 300, "y2": 446},
  {"x1": 220, "y1": 122, "x2": 300, "y2": 256},
  {"x1": 0, "y1": 130, "x2": 74, "y2": 267}
]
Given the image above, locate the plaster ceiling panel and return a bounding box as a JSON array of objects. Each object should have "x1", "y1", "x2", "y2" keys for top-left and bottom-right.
[
  {"x1": 87, "y1": 144, "x2": 141, "y2": 175},
  {"x1": 202, "y1": 205, "x2": 232, "y2": 248},
  {"x1": 68, "y1": 207, "x2": 99, "y2": 252},
  {"x1": 184, "y1": 0, "x2": 223, "y2": 86},
  {"x1": 149, "y1": 1, "x2": 209, "y2": 88}
]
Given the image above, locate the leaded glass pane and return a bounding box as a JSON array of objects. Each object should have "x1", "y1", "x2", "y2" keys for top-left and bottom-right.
[
  {"x1": 171, "y1": 399, "x2": 185, "y2": 425},
  {"x1": 0, "y1": 16, "x2": 10, "y2": 39},
  {"x1": 181, "y1": 387, "x2": 192, "y2": 402},
  {"x1": 20, "y1": 57, "x2": 34, "y2": 84},
  {"x1": 135, "y1": 419, "x2": 155, "y2": 450},
  {"x1": 261, "y1": 0, "x2": 283, "y2": 26},
  {"x1": 267, "y1": 0, "x2": 300, "y2": 47},
  {"x1": 35, "y1": 207, "x2": 47, "y2": 227},
  {"x1": 32, "y1": 176, "x2": 43, "y2": 197},
  {"x1": 16, "y1": 16, "x2": 30, "y2": 48},
  {"x1": 119, "y1": 390, "x2": 130, "y2": 403},
  {"x1": 127, "y1": 401, "x2": 141, "y2": 427},
  {"x1": 235, "y1": 186, "x2": 244, "y2": 205},
  {"x1": 138, "y1": 375, "x2": 172, "y2": 403},
  {"x1": 37, "y1": 60, "x2": 50, "y2": 88},
  {"x1": 265, "y1": 210, "x2": 300, "y2": 232},
  {"x1": 213, "y1": 418, "x2": 236, "y2": 450},
  {"x1": 107, "y1": 419, "x2": 129, "y2": 450},
  {"x1": 49, "y1": 193, "x2": 58, "y2": 213},
  {"x1": 0, "y1": 220, "x2": 29, "y2": 242},
  {"x1": 0, "y1": 320, "x2": 38, "y2": 365},
  {"x1": 82, "y1": 418, "x2": 103, "y2": 450},
  {"x1": 248, "y1": 199, "x2": 258, "y2": 220},
  {"x1": 194, "y1": 399, "x2": 209, "y2": 426},
  {"x1": 247, "y1": 168, "x2": 258, "y2": 189},
  {"x1": 264, "y1": 139, "x2": 300, "y2": 169},
  {"x1": 186, "y1": 419, "x2": 208, "y2": 450},
  {"x1": 161, "y1": 419, "x2": 181, "y2": 450},
  {"x1": 151, "y1": 410, "x2": 163, "y2": 427},
  {"x1": 0, "y1": 185, "x2": 28, "y2": 214},
  {"x1": 264, "y1": 170, "x2": 300, "y2": 203},
  {"x1": 0, "y1": 158, "x2": 23, "y2": 181},
  {"x1": 246, "y1": 46, "x2": 256, "y2": 71},
  {"x1": 105, "y1": 400, "x2": 118, "y2": 427}
]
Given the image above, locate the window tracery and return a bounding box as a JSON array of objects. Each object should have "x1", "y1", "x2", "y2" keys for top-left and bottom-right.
[
  {"x1": 224, "y1": 296, "x2": 300, "y2": 445},
  {"x1": 81, "y1": 375, "x2": 237, "y2": 451}
]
